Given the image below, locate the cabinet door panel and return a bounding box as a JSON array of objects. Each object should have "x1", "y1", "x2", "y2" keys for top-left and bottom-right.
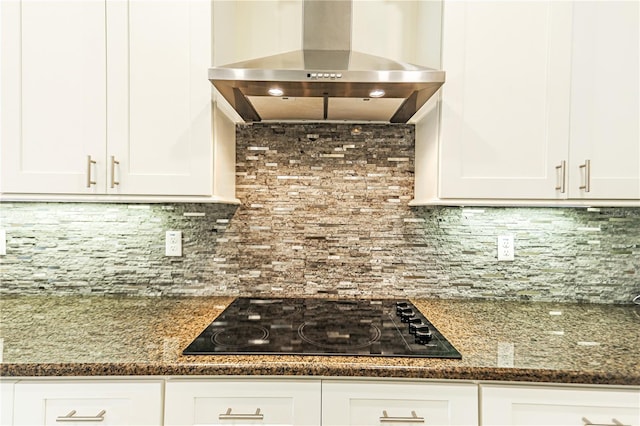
[
  {"x1": 1, "y1": 0, "x2": 106, "y2": 194},
  {"x1": 0, "y1": 381, "x2": 16, "y2": 426},
  {"x1": 481, "y1": 384, "x2": 640, "y2": 426},
  {"x1": 322, "y1": 380, "x2": 477, "y2": 426},
  {"x1": 13, "y1": 380, "x2": 163, "y2": 426},
  {"x1": 568, "y1": 1, "x2": 640, "y2": 199},
  {"x1": 439, "y1": 1, "x2": 572, "y2": 199},
  {"x1": 106, "y1": 0, "x2": 212, "y2": 196},
  {"x1": 164, "y1": 379, "x2": 321, "y2": 426}
]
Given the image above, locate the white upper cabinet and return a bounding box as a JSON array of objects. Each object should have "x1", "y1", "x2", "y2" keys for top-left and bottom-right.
[
  {"x1": 568, "y1": 1, "x2": 640, "y2": 200},
  {"x1": 1, "y1": 0, "x2": 108, "y2": 194},
  {"x1": 1, "y1": 0, "x2": 231, "y2": 200},
  {"x1": 438, "y1": 0, "x2": 573, "y2": 200},
  {"x1": 433, "y1": 0, "x2": 639, "y2": 204},
  {"x1": 106, "y1": 0, "x2": 212, "y2": 196}
]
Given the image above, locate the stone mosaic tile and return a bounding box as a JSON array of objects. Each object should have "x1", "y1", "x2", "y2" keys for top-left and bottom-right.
[{"x1": 0, "y1": 123, "x2": 638, "y2": 303}]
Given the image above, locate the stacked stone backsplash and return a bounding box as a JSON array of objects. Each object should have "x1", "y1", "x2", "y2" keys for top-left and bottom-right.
[{"x1": 1, "y1": 123, "x2": 639, "y2": 303}]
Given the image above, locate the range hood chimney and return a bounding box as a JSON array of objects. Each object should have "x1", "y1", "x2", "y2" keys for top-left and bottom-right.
[{"x1": 209, "y1": 0, "x2": 444, "y2": 123}]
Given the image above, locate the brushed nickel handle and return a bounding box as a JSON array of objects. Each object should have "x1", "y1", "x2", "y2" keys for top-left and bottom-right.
[
  {"x1": 555, "y1": 160, "x2": 566, "y2": 193},
  {"x1": 110, "y1": 155, "x2": 120, "y2": 188},
  {"x1": 56, "y1": 409, "x2": 106, "y2": 422},
  {"x1": 380, "y1": 410, "x2": 425, "y2": 423},
  {"x1": 219, "y1": 408, "x2": 264, "y2": 421},
  {"x1": 582, "y1": 416, "x2": 627, "y2": 426},
  {"x1": 579, "y1": 159, "x2": 591, "y2": 192},
  {"x1": 86, "y1": 155, "x2": 97, "y2": 188}
]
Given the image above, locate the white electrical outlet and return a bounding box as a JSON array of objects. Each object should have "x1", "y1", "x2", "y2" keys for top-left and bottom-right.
[
  {"x1": 165, "y1": 231, "x2": 182, "y2": 257},
  {"x1": 0, "y1": 230, "x2": 6, "y2": 256},
  {"x1": 497, "y1": 235, "x2": 514, "y2": 261}
]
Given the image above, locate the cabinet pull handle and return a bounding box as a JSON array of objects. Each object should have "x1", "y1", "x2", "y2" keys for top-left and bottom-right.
[
  {"x1": 380, "y1": 410, "x2": 425, "y2": 423},
  {"x1": 582, "y1": 417, "x2": 627, "y2": 426},
  {"x1": 56, "y1": 409, "x2": 106, "y2": 422},
  {"x1": 86, "y1": 155, "x2": 97, "y2": 188},
  {"x1": 555, "y1": 160, "x2": 566, "y2": 193},
  {"x1": 579, "y1": 159, "x2": 591, "y2": 192},
  {"x1": 110, "y1": 155, "x2": 120, "y2": 188},
  {"x1": 219, "y1": 407, "x2": 264, "y2": 421}
]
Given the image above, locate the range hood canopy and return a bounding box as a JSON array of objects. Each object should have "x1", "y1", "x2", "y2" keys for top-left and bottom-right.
[{"x1": 209, "y1": 0, "x2": 445, "y2": 123}]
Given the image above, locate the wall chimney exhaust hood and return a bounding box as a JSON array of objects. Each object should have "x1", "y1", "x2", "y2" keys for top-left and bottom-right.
[{"x1": 209, "y1": 0, "x2": 444, "y2": 123}]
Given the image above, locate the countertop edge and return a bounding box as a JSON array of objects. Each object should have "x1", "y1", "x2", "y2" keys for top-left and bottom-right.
[{"x1": 2, "y1": 363, "x2": 639, "y2": 387}]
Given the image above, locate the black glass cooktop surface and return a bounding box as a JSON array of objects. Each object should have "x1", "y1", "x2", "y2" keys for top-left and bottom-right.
[{"x1": 183, "y1": 298, "x2": 462, "y2": 359}]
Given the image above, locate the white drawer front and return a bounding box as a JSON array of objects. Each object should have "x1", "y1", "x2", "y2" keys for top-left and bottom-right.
[
  {"x1": 165, "y1": 379, "x2": 321, "y2": 426},
  {"x1": 322, "y1": 380, "x2": 478, "y2": 426},
  {"x1": 12, "y1": 380, "x2": 163, "y2": 426},
  {"x1": 481, "y1": 384, "x2": 640, "y2": 426}
]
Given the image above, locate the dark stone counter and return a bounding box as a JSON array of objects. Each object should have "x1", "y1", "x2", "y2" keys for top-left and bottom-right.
[{"x1": 1, "y1": 296, "x2": 638, "y2": 385}]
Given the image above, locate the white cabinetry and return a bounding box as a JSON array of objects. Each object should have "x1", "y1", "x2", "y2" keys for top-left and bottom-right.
[
  {"x1": 106, "y1": 0, "x2": 212, "y2": 196},
  {"x1": 424, "y1": 0, "x2": 639, "y2": 205},
  {"x1": 481, "y1": 384, "x2": 640, "y2": 426},
  {"x1": 1, "y1": 0, "x2": 236, "y2": 201},
  {"x1": 0, "y1": 0, "x2": 107, "y2": 195},
  {"x1": 322, "y1": 380, "x2": 478, "y2": 426},
  {"x1": 164, "y1": 378, "x2": 321, "y2": 425},
  {"x1": 567, "y1": 1, "x2": 640, "y2": 200},
  {"x1": 1, "y1": 381, "x2": 16, "y2": 426},
  {"x1": 438, "y1": 0, "x2": 573, "y2": 201},
  {"x1": 12, "y1": 379, "x2": 163, "y2": 426}
]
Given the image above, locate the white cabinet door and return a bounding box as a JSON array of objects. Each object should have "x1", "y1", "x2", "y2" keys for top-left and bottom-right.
[
  {"x1": 1, "y1": 0, "x2": 216, "y2": 198},
  {"x1": 322, "y1": 380, "x2": 478, "y2": 426},
  {"x1": 568, "y1": 1, "x2": 640, "y2": 200},
  {"x1": 164, "y1": 378, "x2": 321, "y2": 425},
  {"x1": 439, "y1": 0, "x2": 573, "y2": 200},
  {"x1": 481, "y1": 384, "x2": 640, "y2": 426},
  {"x1": 106, "y1": 0, "x2": 212, "y2": 196},
  {"x1": 0, "y1": 380, "x2": 16, "y2": 426},
  {"x1": 12, "y1": 380, "x2": 163, "y2": 426},
  {"x1": 0, "y1": 0, "x2": 107, "y2": 194}
]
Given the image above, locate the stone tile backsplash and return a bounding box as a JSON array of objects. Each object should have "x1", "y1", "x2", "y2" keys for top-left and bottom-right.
[{"x1": 1, "y1": 123, "x2": 638, "y2": 303}]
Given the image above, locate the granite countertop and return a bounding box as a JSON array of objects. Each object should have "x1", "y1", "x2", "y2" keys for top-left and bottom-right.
[{"x1": 1, "y1": 295, "x2": 639, "y2": 386}]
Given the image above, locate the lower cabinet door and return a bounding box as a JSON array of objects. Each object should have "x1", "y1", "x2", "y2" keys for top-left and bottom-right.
[
  {"x1": 1, "y1": 380, "x2": 16, "y2": 426},
  {"x1": 480, "y1": 384, "x2": 640, "y2": 426},
  {"x1": 164, "y1": 378, "x2": 322, "y2": 425},
  {"x1": 321, "y1": 380, "x2": 478, "y2": 426},
  {"x1": 12, "y1": 379, "x2": 163, "y2": 426}
]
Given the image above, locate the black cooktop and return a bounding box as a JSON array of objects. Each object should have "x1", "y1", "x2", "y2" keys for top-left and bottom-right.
[{"x1": 183, "y1": 298, "x2": 461, "y2": 359}]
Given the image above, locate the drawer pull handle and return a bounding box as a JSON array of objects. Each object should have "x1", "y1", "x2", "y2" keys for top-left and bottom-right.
[
  {"x1": 110, "y1": 155, "x2": 120, "y2": 188},
  {"x1": 86, "y1": 155, "x2": 97, "y2": 188},
  {"x1": 380, "y1": 410, "x2": 425, "y2": 423},
  {"x1": 555, "y1": 160, "x2": 566, "y2": 193},
  {"x1": 582, "y1": 417, "x2": 627, "y2": 426},
  {"x1": 219, "y1": 408, "x2": 264, "y2": 421},
  {"x1": 579, "y1": 159, "x2": 591, "y2": 192},
  {"x1": 56, "y1": 409, "x2": 106, "y2": 422}
]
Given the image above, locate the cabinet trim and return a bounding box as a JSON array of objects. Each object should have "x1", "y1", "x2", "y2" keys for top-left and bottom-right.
[
  {"x1": 0, "y1": 194, "x2": 241, "y2": 204},
  {"x1": 409, "y1": 198, "x2": 640, "y2": 208}
]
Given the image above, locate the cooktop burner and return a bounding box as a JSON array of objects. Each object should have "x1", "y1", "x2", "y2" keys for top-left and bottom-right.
[{"x1": 183, "y1": 298, "x2": 462, "y2": 359}]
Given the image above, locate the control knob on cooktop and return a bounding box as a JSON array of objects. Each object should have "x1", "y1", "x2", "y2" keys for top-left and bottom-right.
[{"x1": 414, "y1": 324, "x2": 433, "y2": 344}]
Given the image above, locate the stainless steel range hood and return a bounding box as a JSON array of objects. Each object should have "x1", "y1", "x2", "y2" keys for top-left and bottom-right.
[{"x1": 209, "y1": 0, "x2": 445, "y2": 123}]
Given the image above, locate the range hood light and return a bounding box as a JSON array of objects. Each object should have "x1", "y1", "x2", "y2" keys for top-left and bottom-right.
[
  {"x1": 369, "y1": 89, "x2": 385, "y2": 98},
  {"x1": 268, "y1": 87, "x2": 284, "y2": 97}
]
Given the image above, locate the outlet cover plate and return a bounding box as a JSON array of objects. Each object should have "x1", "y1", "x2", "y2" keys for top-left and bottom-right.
[
  {"x1": 0, "y1": 230, "x2": 5, "y2": 256},
  {"x1": 165, "y1": 230, "x2": 182, "y2": 257},
  {"x1": 497, "y1": 235, "x2": 514, "y2": 261}
]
